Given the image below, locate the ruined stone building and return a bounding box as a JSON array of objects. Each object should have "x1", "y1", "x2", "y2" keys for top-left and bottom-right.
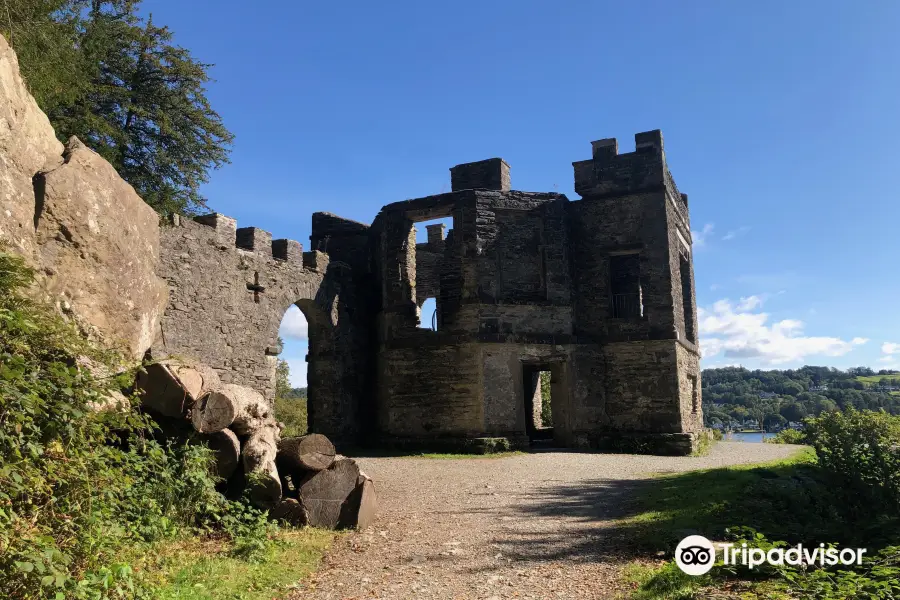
[
  {"x1": 148, "y1": 129, "x2": 703, "y2": 455},
  {"x1": 1, "y1": 32, "x2": 703, "y2": 459}
]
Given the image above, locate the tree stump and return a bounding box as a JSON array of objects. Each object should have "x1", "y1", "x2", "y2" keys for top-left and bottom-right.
[
  {"x1": 192, "y1": 383, "x2": 270, "y2": 434},
  {"x1": 136, "y1": 362, "x2": 194, "y2": 419},
  {"x1": 277, "y1": 434, "x2": 336, "y2": 472},
  {"x1": 242, "y1": 425, "x2": 282, "y2": 506},
  {"x1": 203, "y1": 428, "x2": 240, "y2": 479},
  {"x1": 298, "y1": 457, "x2": 360, "y2": 529},
  {"x1": 338, "y1": 470, "x2": 377, "y2": 530},
  {"x1": 269, "y1": 498, "x2": 309, "y2": 526}
]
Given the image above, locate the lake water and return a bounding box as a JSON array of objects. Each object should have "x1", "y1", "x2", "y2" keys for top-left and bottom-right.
[{"x1": 725, "y1": 432, "x2": 769, "y2": 443}]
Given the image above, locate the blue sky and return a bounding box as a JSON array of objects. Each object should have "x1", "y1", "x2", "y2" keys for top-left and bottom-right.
[{"x1": 143, "y1": 0, "x2": 900, "y2": 386}]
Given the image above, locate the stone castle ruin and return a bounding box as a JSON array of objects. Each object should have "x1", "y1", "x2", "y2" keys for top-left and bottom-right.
[
  {"x1": 1, "y1": 34, "x2": 702, "y2": 455},
  {"x1": 152, "y1": 131, "x2": 703, "y2": 455}
]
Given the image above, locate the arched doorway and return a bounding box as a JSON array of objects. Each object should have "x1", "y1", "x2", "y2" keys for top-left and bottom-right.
[{"x1": 269, "y1": 291, "x2": 345, "y2": 439}]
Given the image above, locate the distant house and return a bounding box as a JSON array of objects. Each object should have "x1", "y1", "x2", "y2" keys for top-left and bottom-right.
[
  {"x1": 809, "y1": 384, "x2": 829, "y2": 392},
  {"x1": 758, "y1": 391, "x2": 777, "y2": 399}
]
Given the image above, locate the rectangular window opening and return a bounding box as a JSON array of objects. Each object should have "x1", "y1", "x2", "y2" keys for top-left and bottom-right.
[
  {"x1": 679, "y1": 253, "x2": 696, "y2": 342},
  {"x1": 610, "y1": 253, "x2": 643, "y2": 319},
  {"x1": 690, "y1": 375, "x2": 699, "y2": 414},
  {"x1": 411, "y1": 216, "x2": 454, "y2": 330}
]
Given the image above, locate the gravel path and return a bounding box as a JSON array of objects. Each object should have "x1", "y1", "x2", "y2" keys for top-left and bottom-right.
[{"x1": 293, "y1": 442, "x2": 802, "y2": 600}]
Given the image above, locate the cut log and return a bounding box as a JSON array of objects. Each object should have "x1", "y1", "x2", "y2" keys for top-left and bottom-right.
[
  {"x1": 277, "y1": 434, "x2": 336, "y2": 472},
  {"x1": 269, "y1": 498, "x2": 309, "y2": 526},
  {"x1": 192, "y1": 383, "x2": 270, "y2": 435},
  {"x1": 203, "y1": 428, "x2": 241, "y2": 480},
  {"x1": 298, "y1": 457, "x2": 360, "y2": 529},
  {"x1": 170, "y1": 362, "x2": 221, "y2": 402},
  {"x1": 338, "y1": 470, "x2": 377, "y2": 530},
  {"x1": 136, "y1": 362, "x2": 194, "y2": 419},
  {"x1": 242, "y1": 425, "x2": 282, "y2": 506},
  {"x1": 191, "y1": 390, "x2": 236, "y2": 433}
]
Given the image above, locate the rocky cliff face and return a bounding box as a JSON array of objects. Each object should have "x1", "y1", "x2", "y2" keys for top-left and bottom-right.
[{"x1": 0, "y1": 34, "x2": 167, "y2": 362}]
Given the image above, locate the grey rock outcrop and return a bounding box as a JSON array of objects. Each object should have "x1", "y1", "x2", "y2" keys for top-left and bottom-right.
[
  {"x1": 0, "y1": 34, "x2": 63, "y2": 259},
  {"x1": 0, "y1": 34, "x2": 167, "y2": 362}
]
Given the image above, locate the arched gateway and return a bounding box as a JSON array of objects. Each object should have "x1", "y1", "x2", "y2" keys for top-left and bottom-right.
[{"x1": 151, "y1": 213, "x2": 370, "y2": 444}]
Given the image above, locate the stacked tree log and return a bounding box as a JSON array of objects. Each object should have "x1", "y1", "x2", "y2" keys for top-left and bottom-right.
[{"x1": 135, "y1": 359, "x2": 375, "y2": 530}]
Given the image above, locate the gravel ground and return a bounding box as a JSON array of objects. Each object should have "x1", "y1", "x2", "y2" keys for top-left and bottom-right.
[{"x1": 293, "y1": 442, "x2": 803, "y2": 600}]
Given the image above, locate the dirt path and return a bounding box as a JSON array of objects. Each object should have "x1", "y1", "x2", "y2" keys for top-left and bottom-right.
[{"x1": 293, "y1": 442, "x2": 802, "y2": 600}]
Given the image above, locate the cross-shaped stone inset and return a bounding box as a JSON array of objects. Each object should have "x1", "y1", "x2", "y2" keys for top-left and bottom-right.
[{"x1": 246, "y1": 271, "x2": 266, "y2": 303}]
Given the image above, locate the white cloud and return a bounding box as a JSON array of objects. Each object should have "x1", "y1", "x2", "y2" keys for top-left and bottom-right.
[
  {"x1": 710, "y1": 283, "x2": 721, "y2": 291},
  {"x1": 736, "y1": 295, "x2": 763, "y2": 311},
  {"x1": 882, "y1": 342, "x2": 900, "y2": 355},
  {"x1": 699, "y1": 296, "x2": 867, "y2": 366},
  {"x1": 878, "y1": 356, "x2": 896, "y2": 364},
  {"x1": 692, "y1": 223, "x2": 714, "y2": 248},
  {"x1": 722, "y1": 226, "x2": 750, "y2": 241},
  {"x1": 279, "y1": 305, "x2": 308, "y2": 340},
  {"x1": 851, "y1": 337, "x2": 870, "y2": 346}
]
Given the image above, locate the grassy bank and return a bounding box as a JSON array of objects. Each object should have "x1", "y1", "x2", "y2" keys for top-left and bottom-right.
[
  {"x1": 621, "y1": 418, "x2": 900, "y2": 599},
  {"x1": 137, "y1": 529, "x2": 336, "y2": 600},
  {"x1": 0, "y1": 248, "x2": 335, "y2": 599}
]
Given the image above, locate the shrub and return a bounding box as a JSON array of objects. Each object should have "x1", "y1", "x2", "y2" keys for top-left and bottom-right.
[
  {"x1": 0, "y1": 250, "x2": 270, "y2": 599},
  {"x1": 766, "y1": 428, "x2": 806, "y2": 444},
  {"x1": 274, "y1": 394, "x2": 308, "y2": 437},
  {"x1": 804, "y1": 408, "x2": 900, "y2": 510}
]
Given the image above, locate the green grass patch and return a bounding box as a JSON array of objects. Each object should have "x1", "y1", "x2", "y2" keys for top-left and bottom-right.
[
  {"x1": 138, "y1": 529, "x2": 336, "y2": 600},
  {"x1": 621, "y1": 440, "x2": 900, "y2": 599},
  {"x1": 618, "y1": 446, "x2": 900, "y2": 553}
]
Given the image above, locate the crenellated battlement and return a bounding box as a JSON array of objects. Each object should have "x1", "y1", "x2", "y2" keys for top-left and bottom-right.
[
  {"x1": 573, "y1": 129, "x2": 669, "y2": 199},
  {"x1": 178, "y1": 212, "x2": 309, "y2": 265}
]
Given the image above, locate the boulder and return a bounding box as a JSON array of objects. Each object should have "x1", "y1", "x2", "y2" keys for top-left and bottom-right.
[
  {"x1": 32, "y1": 137, "x2": 168, "y2": 361},
  {"x1": 0, "y1": 33, "x2": 63, "y2": 260},
  {"x1": 0, "y1": 35, "x2": 168, "y2": 363}
]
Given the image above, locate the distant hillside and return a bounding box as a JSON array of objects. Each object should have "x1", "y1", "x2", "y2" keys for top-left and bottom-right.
[{"x1": 702, "y1": 366, "x2": 900, "y2": 432}]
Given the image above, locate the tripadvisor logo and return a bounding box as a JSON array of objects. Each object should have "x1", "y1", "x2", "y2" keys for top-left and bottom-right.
[
  {"x1": 674, "y1": 535, "x2": 867, "y2": 576},
  {"x1": 675, "y1": 535, "x2": 716, "y2": 575}
]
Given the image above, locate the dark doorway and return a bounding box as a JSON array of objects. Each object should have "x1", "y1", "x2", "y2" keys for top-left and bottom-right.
[{"x1": 523, "y1": 365, "x2": 554, "y2": 444}]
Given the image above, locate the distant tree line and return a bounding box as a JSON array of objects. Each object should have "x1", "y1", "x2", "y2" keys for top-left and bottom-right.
[{"x1": 703, "y1": 365, "x2": 900, "y2": 432}]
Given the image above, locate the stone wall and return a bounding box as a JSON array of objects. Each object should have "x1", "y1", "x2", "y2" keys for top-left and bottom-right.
[
  {"x1": 153, "y1": 214, "x2": 370, "y2": 442},
  {"x1": 370, "y1": 133, "x2": 704, "y2": 454}
]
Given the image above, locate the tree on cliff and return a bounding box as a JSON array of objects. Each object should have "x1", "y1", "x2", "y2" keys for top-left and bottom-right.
[{"x1": 1, "y1": 0, "x2": 233, "y2": 216}]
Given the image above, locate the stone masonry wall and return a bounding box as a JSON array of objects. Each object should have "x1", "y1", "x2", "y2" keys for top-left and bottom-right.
[{"x1": 153, "y1": 214, "x2": 369, "y2": 442}]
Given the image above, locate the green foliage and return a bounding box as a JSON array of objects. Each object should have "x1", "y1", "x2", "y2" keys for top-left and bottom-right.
[
  {"x1": 804, "y1": 408, "x2": 900, "y2": 510},
  {"x1": 0, "y1": 0, "x2": 87, "y2": 110},
  {"x1": 0, "y1": 249, "x2": 270, "y2": 599},
  {"x1": 274, "y1": 358, "x2": 308, "y2": 437},
  {"x1": 142, "y1": 529, "x2": 335, "y2": 600},
  {"x1": 766, "y1": 428, "x2": 806, "y2": 444},
  {"x1": 628, "y1": 410, "x2": 900, "y2": 599},
  {"x1": 1, "y1": 0, "x2": 233, "y2": 216},
  {"x1": 539, "y1": 370, "x2": 552, "y2": 426},
  {"x1": 703, "y1": 365, "x2": 900, "y2": 435}
]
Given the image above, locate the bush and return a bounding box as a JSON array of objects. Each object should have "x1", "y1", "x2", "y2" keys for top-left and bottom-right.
[
  {"x1": 274, "y1": 394, "x2": 308, "y2": 437},
  {"x1": 0, "y1": 250, "x2": 270, "y2": 599},
  {"x1": 804, "y1": 408, "x2": 900, "y2": 510},
  {"x1": 766, "y1": 428, "x2": 806, "y2": 444}
]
